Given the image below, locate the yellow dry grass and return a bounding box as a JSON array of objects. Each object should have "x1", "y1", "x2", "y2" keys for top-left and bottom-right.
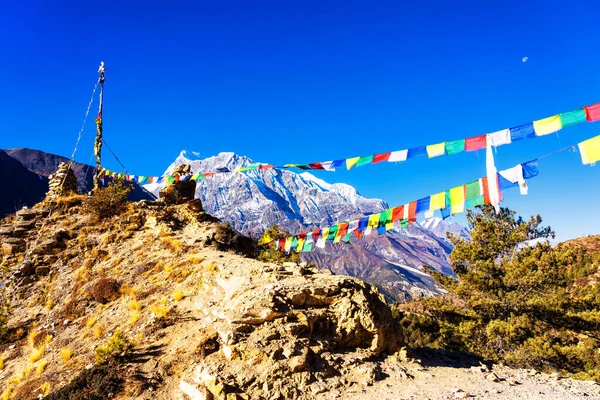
[
  {"x1": 130, "y1": 310, "x2": 140, "y2": 324},
  {"x1": 36, "y1": 359, "x2": 48, "y2": 376},
  {"x1": 93, "y1": 324, "x2": 105, "y2": 339},
  {"x1": 173, "y1": 289, "x2": 184, "y2": 302},
  {"x1": 60, "y1": 347, "x2": 72, "y2": 363},
  {"x1": 29, "y1": 345, "x2": 45, "y2": 364},
  {"x1": 86, "y1": 315, "x2": 98, "y2": 329}
]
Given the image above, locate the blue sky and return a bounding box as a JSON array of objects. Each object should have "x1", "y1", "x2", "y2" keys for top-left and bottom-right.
[{"x1": 1, "y1": 1, "x2": 599, "y2": 241}]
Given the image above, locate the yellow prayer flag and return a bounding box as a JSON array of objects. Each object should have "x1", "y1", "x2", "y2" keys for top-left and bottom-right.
[
  {"x1": 284, "y1": 237, "x2": 292, "y2": 252},
  {"x1": 533, "y1": 115, "x2": 562, "y2": 137},
  {"x1": 579, "y1": 135, "x2": 600, "y2": 165},
  {"x1": 296, "y1": 238, "x2": 305, "y2": 252},
  {"x1": 346, "y1": 157, "x2": 360, "y2": 170},
  {"x1": 321, "y1": 227, "x2": 330, "y2": 242},
  {"x1": 333, "y1": 233, "x2": 342, "y2": 244},
  {"x1": 450, "y1": 185, "x2": 465, "y2": 215},
  {"x1": 426, "y1": 142, "x2": 446, "y2": 158},
  {"x1": 385, "y1": 222, "x2": 395, "y2": 231},
  {"x1": 368, "y1": 214, "x2": 380, "y2": 229},
  {"x1": 430, "y1": 192, "x2": 446, "y2": 210}
]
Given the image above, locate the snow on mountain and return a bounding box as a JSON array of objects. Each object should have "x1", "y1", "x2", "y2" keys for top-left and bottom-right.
[
  {"x1": 420, "y1": 217, "x2": 470, "y2": 241},
  {"x1": 146, "y1": 150, "x2": 467, "y2": 301}
]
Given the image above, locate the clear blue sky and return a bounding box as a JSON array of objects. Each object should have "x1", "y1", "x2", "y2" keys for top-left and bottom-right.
[{"x1": 1, "y1": 1, "x2": 599, "y2": 241}]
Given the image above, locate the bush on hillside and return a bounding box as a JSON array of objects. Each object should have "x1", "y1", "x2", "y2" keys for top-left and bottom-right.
[
  {"x1": 83, "y1": 178, "x2": 132, "y2": 219},
  {"x1": 396, "y1": 205, "x2": 600, "y2": 381},
  {"x1": 257, "y1": 224, "x2": 300, "y2": 264}
]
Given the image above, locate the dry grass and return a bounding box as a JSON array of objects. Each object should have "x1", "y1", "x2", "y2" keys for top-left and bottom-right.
[
  {"x1": 1, "y1": 386, "x2": 12, "y2": 400},
  {"x1": 74, "y1": 266, "x2": 90, "y2": 281},
  {"x1": 41, "y1": 382, "x2": 51, "y2": 396},
  {"x1": 150, "y1": 303, "x2": 170, "y2": 318},
  {"x1": 28, "y1": 329, "x2": 38, "y2": 348},
  {"x1": 60, "y1": 347, "x2": 72, "y2": 363},
  {"x1": 93, "y1": 324, "x2": 105, "y2": 339},
  {"x1": 204, "y1": 261, "x2": 218, "y2": 273},
  {"x1": 86, "y1": 315, "x2": 98, "y2": 329},
  {"x1": 29, "y1": 345, "x2": 45, "y2": 364},
  {"x1": 173, "y1": 290, "x2": 184, "y2": 302},
  {"x1": 162, "y1": 237, "x2": 183, "y2": 253},
  {"x1": 36, "y1": 359, "x2": 48, "y2": 376},
  {"x1": 0, "y1": 356, "x2": 4, "y2": 370},
  {"x1": 130, "y1": 310, "x2": 141, "y2": 324},
  {"x1": 187, "y1": 254, "x2": 204, "y2": 264},
  {"x1": 128, "y1": 298, "x2": 141, "y2": 311}
]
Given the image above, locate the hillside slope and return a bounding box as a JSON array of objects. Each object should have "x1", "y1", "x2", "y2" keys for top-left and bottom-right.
[
  {"x1": 0, "y1": 150, "x2": 49, "y2": 217},
  {"x1": 0, "y1": 198, "x2": 401, "y2": 399},
  {"x1": 1, "y1": 199, "x2": 598, "y2": 400}
]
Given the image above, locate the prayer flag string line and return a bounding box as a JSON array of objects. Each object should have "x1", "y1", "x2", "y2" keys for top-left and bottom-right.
[{"x1": 98, "y1": 102, "x2": 600, "y2": 184}]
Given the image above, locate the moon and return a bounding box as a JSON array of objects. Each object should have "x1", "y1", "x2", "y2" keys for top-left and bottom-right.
[{"x1": 522, "y1": 57, "x2": 529, "y2": 63}]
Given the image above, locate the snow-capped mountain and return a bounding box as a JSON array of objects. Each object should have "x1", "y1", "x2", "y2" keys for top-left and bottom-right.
[
  {"x1": 147, "y1": 150, "x2": 469, "y2": 301},
  {"x1": 420, "y1": 217, "x2": 471, "y2": 241}
]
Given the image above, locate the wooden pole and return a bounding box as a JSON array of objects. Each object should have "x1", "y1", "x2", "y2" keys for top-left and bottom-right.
[{"x1": 93, "y1": 62, "x2": 106, "y2": 191}]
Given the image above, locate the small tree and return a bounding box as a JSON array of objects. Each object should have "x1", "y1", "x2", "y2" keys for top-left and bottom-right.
[
  {"x1": 257, "y1": 224, "x2": 300, "y2": 264},
  {"x1": 83, "y1": 178, "x2": 132, "y2": 219},
  {"x1": 398, "y1": 205, "x2": 600, "y2": 380}
]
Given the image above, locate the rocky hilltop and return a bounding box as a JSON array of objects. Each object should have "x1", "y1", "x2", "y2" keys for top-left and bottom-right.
[{"x1": 0, "y1": 197, "x2": 402, "y2": 399}]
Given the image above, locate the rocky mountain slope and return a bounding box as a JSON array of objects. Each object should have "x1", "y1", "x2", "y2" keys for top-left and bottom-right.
[
  {"x1": 1, "y1": 198, "x2": 597, "y2": 400},
  {"x1": 0, "y1": 148, "x2": 154, "y2": 218},
  {"x1": 146, "y1": 151, "x2": 464, "y2": 301}
]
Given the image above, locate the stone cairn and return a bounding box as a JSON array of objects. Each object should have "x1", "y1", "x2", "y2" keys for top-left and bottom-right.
[
  {"x1": 46, "y1": 162, "x2": 78, "y2": 198},
  {"x1": 159, "y1": 164, "x2": 198, "y2": 205}
]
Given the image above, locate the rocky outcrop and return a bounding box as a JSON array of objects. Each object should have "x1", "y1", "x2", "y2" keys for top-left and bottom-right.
[
  {"x1": 179, "y1": 260, "x2": 401, "y2": 400},
  {"x1": 159, "y1": 164, "x2": 197, "y2": 205}
]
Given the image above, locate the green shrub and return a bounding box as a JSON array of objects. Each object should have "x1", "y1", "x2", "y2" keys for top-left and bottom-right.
[
  {"x1": 95, "y1": 330, "x2": 132, "y2": 364},
  {"x1": 83, "y1": 178, "x2": 132, "y2": 219},
  {"x1": 397, "y1": 205, "x2": 600, "y2": 381},
  {"x1": 257, "y1": 224, "x2": 300, "y2": 264}
]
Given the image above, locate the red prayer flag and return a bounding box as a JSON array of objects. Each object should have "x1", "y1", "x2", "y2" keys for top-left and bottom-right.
[
  {"x1": 259, "y1": 165, "x2": 274, "y2": 170},
  {"x1": 392, "y1": 206, "x2": 404, "y2": 222},
  {"x1": 308, "y1": 162, "x2": 325, "y2": 170},
  {"x1": 373, "y1": 152, "x2": 392, "y2": 163},
  {"x1": 204, "y1": 172, "x2": 214, "y2": 177},
  {"x1": 408, "y1": 201, "x2": 417, "y2": 222},
  {"x1": 278, "y1": 238, "x2": 286, "y2": 251},
  {"x1": 148, "y1": 177, "x2": 154, "y2": 184},
  {"x1": 585, "y1": 102, "x2": 600, "y2": 122},
  {"x1": 465, "y1": 135, "x2": 487, "y2": 151}
]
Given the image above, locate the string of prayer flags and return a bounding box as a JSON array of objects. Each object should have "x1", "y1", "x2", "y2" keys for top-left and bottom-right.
[
  {"x1": 273, "y1": 101, "x2": 599, "y2": 173},
  {"x1": 271, "y1": 161, "x2": 541, "y2": 253}
]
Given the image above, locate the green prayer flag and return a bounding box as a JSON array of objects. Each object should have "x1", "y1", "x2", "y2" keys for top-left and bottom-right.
[
  {"x1": 559, "y1": 108, "x2": 587, "y2": 128},
  {"x1": 465, "y1": 180, "x2": 481, "y2": 200},
  {"x1": 378, "y1": 209, "x2": 393, "y2": 227},
  {"x1": 291, "y1": 236, "x2": 299, "y2": 249},
  {"x1": 166, "y1": 176, "x2": 175, "y2": 184},
  {"x1": 303, "y1": 240, "x2": 313, "y2": 252},
  {"x1": 445, "y1": 139, "x2": 465, "y2": 155},
  {"x1": 328, "y1": 225, "x2": 339, "y2": 240},
  {"x1": 466, "y1": 196, "x2": 485, "y2": 208},
  {"x1": 400, "y1": 219, "x2": 409, "y2": 229},
  {"x1": 356, "y1": 155, "x2": 374, "y2": 167}
]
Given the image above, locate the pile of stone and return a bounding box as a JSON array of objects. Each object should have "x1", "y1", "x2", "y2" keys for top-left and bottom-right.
[
  {"x1": 159, "y1": 164, "x2": 198, "y2": 205},
  {"x1": 46, "y1": 162, "x2": 78, "y2": 198},
  {"x1": 0, "y1": 208, "x2": 48, "y2": 256}
]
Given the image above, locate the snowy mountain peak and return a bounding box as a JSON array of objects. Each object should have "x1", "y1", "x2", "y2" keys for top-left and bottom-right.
[{"x1": 419, "y1": 217, "x2": 470, "y2": 241}]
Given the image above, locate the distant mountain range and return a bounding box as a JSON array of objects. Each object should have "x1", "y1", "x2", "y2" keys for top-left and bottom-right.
[
  {"x1": 0, "y1": 148, "x2": 154, "y2": 219},
  {"x1": 146, "y1": 150, "x2": 470, "y2": 301}
]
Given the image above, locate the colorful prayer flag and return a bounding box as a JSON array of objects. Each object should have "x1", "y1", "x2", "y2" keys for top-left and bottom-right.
[
  {"x1": 346, "y1": 157, "x2": 360, "y2": 170},
  {"x1": 510, "y1": 123, "x2": 536, "y2": 142},
  {"x1": 533, "y1": 115, "x2": 562, "y2": 136},
  {"x1": 388, "y1": 150, "x2": 408, "y2": 162},
  {"x1": 415, "y1": 197, "x2": 431, "y2": 214},
  {"x1": 449, "y1": 185, "x2": 465, "y2": 215},
  {"x1": 407, "y1": 146, "x2": 427, "y2": 159},
  {"x1": 356, "y1": 155, "x2": 374, "y2": 167},
  {"x1": 560, "y1": 108, "x2": 587, "y2": 128},
  {"x1": 445, "y1": 139, "x2": 465, "y2": 155},
  {"x1": 426, "y1": 143, "x2": 446, "y2": 158},
  {"x1": 585, "y1": 103, "x2": 600, "y2": 122},
  {"x1": 430, "y1": 192, "x2": 446, "y2": 210},
  {"x1": 465, "y1": 135, "x2": 487, "y2": 151},
  {"x1": 578, "y1": 134, "x2": 600, "y2": 165},
  {"x1": 373, "y1": 152, "x2": 391, "y2": 163}
]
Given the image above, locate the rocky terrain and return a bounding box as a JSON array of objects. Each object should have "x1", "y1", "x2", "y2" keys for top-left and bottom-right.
[{"x1": 1, "y1": 197, "x2": 598, "y2": 399}]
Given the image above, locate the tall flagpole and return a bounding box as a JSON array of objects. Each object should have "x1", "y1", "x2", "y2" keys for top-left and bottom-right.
[{"x1": 93, "y1": 61, "x2": 106, "y2": 191}]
